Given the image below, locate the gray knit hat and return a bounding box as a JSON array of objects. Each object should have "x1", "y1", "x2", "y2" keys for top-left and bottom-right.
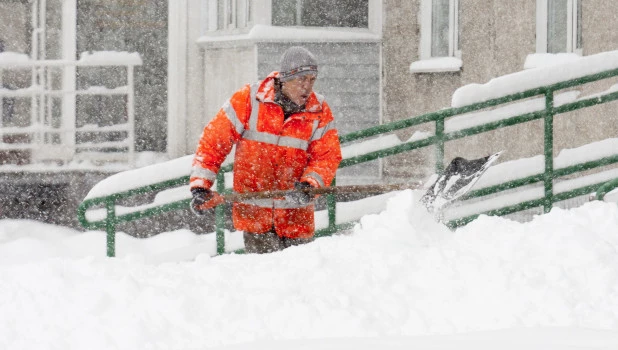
[{"x1": 279, "y1": 46, "x2": 318, "y2": 82}]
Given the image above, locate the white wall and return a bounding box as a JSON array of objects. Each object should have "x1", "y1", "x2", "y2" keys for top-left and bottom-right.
[
  {"x1": 168, "y1": 0, "x2": 205, "y2": 158},
  {"x1": 189, "y1": 45, "x2": 257, "y2": 149}
]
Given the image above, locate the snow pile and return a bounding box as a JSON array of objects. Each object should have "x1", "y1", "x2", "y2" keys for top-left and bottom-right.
[
  {"x1": 524, "y1": 53, "x2": 583, "y2": 69},
  {"x1": 1, "y1": 191, "x2": 618, "y2": 349}
]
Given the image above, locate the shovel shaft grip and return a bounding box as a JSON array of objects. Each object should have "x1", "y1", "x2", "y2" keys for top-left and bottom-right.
[{"x1": 222, "y1": 183, "x2": 423, "y2": 202}]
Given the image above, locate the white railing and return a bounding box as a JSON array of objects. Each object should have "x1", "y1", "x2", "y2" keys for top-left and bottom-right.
[{"x1": 0, "y1": 51, "x2": 141, "y2": 166}]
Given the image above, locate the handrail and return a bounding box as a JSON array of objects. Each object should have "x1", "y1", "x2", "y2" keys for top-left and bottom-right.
[
  {"x1": 78, "y1": 59, "x2": 618, "y2": 257},
  {"x1": 595, "y1": 178, "x2": 618, "y2": 201}
]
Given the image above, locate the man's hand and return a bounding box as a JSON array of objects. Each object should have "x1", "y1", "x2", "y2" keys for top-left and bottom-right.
[
  {"x1": 285, "y1": 181, "x2": 314, "y2": 206},
  {"x1": 190, "y1": 188, "x2": 224, "y2": 216}
]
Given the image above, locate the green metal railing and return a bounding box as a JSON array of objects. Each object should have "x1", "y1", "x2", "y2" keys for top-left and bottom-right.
[
  {"x1": 596, "y1": 178, "x2": 618, "y2": 201},
  {"x1": 78, "y1": 66, "x2": 618, "y2": 257}
]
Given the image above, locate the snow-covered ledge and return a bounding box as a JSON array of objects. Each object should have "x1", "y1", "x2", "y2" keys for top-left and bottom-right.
[
  {"x1": 0, "y1": 51, "x2": 143, "y2": 67},
  {"x1": 409, "y1": 57, "x2": 462, "y2": 73},
  {"x1": 78, "y1": 51, "x2": 143, "y2": 66},
  {"x1": 524, "y1": 53, "x2": 582, "y2": 69},
  {"x1": 197, "y1": 24, "x2": 381, "y2": 48},
  {"x1": 452, "y1": 50, "x2": 618, "y2": 107}
]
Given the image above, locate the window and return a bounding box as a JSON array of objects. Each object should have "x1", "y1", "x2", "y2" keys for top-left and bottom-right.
[
  {"x1": 419, "y1": 0, "x2": 460, "y2": 60},
  {"x1": 201, "y1": 0, "x2": 252, "y2": 32},
  {"x1": 272, "y1": 0, "x2": 369, "y2": 28},
  {"x1": 536, "y1": 0, "x2": 582, "y2": 54}
]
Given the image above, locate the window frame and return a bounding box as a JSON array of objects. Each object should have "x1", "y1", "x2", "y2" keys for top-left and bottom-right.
[
  {"x1": 201, "y1": 0, "x2": 381, "y2": 35},
  {"x1": 419, "y1": 0, "x2": 460, "y2": 60},
  {"x1": 536, "y1": 0, "x2": 582, "y2": 54},
  {"x1": 271, "y1": 0, "x2": 369, "y2": 28},
  {"x1": 201, "y1": 0, "x2": 253, "y2": 33}
]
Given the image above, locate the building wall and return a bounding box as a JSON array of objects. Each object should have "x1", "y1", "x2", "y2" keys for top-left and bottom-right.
[
  {"x1": 382, "y1": 0, "x2": 459, "y2": 180},
  {"x1": 382, "y1": 0, "x2": 618, "y2": 182},
  {"x1": 192, "y1": 45, "x2": 257, "y2": 149},
  {"x1": 585, "y1": 0, "x2": 618, "y2": 56},
  {"x1": 169, "y1": 0, "x2": 205, "y2": 158},
  {"x1": 447, "y1": 0, "x2": 542, "y2": 167}
]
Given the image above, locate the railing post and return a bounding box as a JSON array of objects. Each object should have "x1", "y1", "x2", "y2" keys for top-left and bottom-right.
[
  {"x1": 327, "y1": 177, "x2": 337, "y2": 232},
  {"x1": 106, "y1": 199, "x2": 116, "y2": 257},
  {"x1": 544, "y1": 90, "x2": 555, "y2": 213},
  {"x1": 215, "y1": 172, "x2": 226, "y2": 255},
  {"x1": 435, "y1": 117, "x2": 445, "y2": 173}
]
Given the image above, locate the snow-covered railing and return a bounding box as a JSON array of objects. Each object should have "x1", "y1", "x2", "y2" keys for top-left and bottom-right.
[
  {"x1": 79, "y1": 50, "x2": 618, "y2": 257},
  {"x1": 444, "y1": 138, "x2": 618, "y2": 223},
  {"x1": 0, "y1": 51, "x2": 141, "y2": 165}
]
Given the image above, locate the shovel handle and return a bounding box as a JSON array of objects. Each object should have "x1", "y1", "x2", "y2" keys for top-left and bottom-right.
[{"x1": 222, "y1": 183, "x2": 423, "y2": 202}]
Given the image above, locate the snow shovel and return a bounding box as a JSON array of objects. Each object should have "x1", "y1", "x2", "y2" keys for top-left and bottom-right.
[
  {"x1": 215, "y1": 152, "x2": 502, "y2": 213},
  {"x1": 420, "y1": 151, "x2": 502, "y2": 212}
]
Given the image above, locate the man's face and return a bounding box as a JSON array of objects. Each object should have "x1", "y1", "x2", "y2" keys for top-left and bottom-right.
[{"x1": 281, "y1": 74, "x2": 317, "y2": 106}]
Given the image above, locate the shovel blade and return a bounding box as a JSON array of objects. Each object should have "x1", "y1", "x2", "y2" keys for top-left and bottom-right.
[{"x1": 421, "y1": 151, "x2": 502, "y2": 213}]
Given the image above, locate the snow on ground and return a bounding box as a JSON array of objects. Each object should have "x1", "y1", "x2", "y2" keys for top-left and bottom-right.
[{"x1": 1, "y1": 190, "x2": 618, "y2": 349}]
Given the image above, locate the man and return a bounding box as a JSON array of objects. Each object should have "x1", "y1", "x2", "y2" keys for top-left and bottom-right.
[{"x1": 189, "y1": 46, "x2": 342, "y2": 254}]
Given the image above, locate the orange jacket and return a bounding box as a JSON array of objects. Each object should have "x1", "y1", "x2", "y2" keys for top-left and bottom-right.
[{"x1": 190, "y1": 72, "x2": 342, "y2": 239}]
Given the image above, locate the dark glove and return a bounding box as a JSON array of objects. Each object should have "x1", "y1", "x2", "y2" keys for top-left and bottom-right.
[
  {"x1": 285, "y1": 181, "x2": 314, "y2": 206},
  {"x1": 190, "y1": 188, "x2": 224, "y2": 216}
]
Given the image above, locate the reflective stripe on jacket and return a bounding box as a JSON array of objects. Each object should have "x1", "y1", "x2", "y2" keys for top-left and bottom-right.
[{"x1": 190, "y1": 72, "x2": 342, "y2": 239}]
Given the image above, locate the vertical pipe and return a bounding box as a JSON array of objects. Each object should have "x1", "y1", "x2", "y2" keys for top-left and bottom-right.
[
  {"x1": 127, "y1": 65, "x2": 135, "y2": 165},
  {"x1": 37, "y1": 0, "x2": 47, "y2": 152},
  {"x1": 215, "y1": 172, "x2": 225, "y2": 255},
  {"x1": 31, "y1": 1, "x2": 39, "y2": 152},
  {"x1": 448, "y1": 0, "x2": 455, "y2": 56},
  {"x1": 544, "y1": 90, "x2": 554, "y2": 213},
  {"x1": 435, "y1": 118, "x2": 445, "y2": 173},
  {"x1": 37, "y1": 62, "x2": 45, "y2": 148},
  {"x1": 46, "y1": 68, "x2": 52, "y2": 144},
  {"x1": 30, "y1": 65, "x2": 38, "y2": 149},
  {"x1": 106, "y1": 199, "x2": 116, "y2": 257},
  {"x1": 62, "y1": 0, "x2": 77, "y2": 161},
  {"x1": 167, "y1": 0, "x2": 188, "y2": 159}
]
